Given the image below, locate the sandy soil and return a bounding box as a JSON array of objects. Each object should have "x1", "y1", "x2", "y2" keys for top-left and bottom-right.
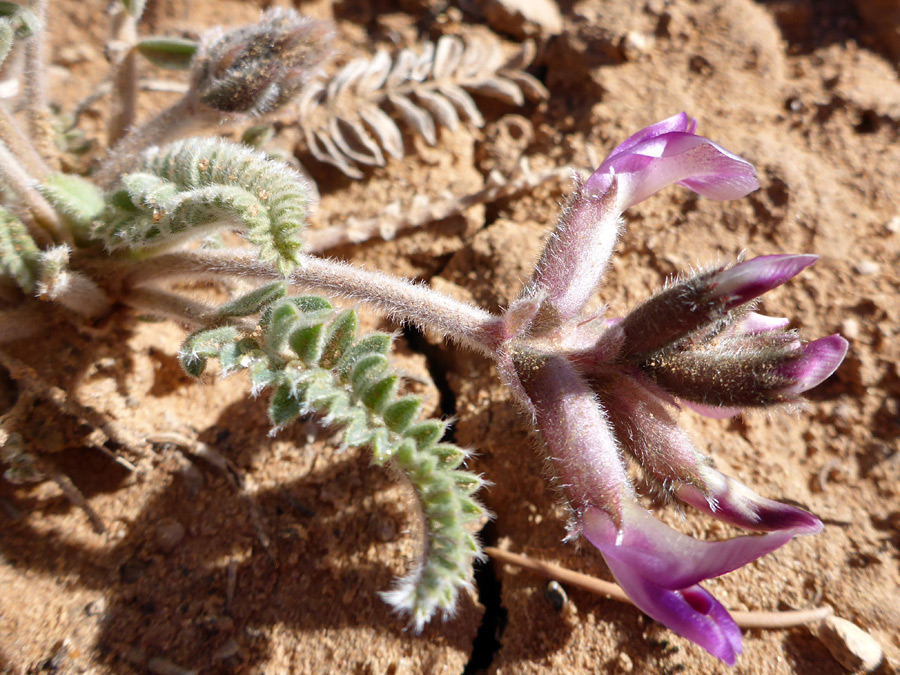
[{"x1": 1, "y1": 0, "x2": 898, "y2": 673}]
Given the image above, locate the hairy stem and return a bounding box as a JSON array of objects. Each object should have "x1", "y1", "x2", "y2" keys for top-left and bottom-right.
[
  {"x1": 21, "y1": 0, "x2": 54, "y2": 163},
  {"x1": 485, "y1": 547, "x2": 834, "y2": 629},
  {"x1": 106, "y1": 2, "x2": 140, "y2": 145},
  {"x1": 93, "y1": 97, "x2": 221, "y2": 189},
  {"x1": 0, "y1": 105, "x2": 49, "y2": 177},
  {"x1": 122, "y1": 285, "x2": 257, "y2": 333},
  {"x1": 122, "y1": 286, "x2": 217, "y2": 328},
  {"x1": 0, "y1": 143, "x2": 67, "y2": 244},
  {"x1": 123, "y1": 251, "x2": 502, "y2": 353}
]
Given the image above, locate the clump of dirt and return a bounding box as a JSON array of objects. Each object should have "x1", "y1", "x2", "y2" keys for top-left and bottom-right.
[{"x1": 1, "y1": 0, "x2": 898, "y2": 674}]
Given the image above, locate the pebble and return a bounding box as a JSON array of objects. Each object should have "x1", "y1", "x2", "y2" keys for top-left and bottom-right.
[
  {"x1": 853, "y1": 260, "x2": 880, "y2": 275},
  {"x1": 544, "y1": 580, "x2": 567, "y2": 611},
  {"x1": 482, "y1": 0, "x2": 563, "y2": 37},
  {"x1": 840, "y1": 318, "x2": 860, "y2": 340},
  {"x1": 886, "y1": 215, "x2": 900, "y2": 233},
  {"x1": 621, "y1": 31, "x2": 655, "y2": 61},
  {"x1": 814, "y1": 616, "x2": 883, "y2": 673}
]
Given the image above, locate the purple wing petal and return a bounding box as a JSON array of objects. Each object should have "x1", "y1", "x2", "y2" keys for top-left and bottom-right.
[
  {"x1": 583, "y1": 503, "x2": 795, "y2": 589},
  {"x1": 603, "y1": 552, "x2": 742, "y2": 664},
  {"x1": 606, "y1": 112, "x2": 693, "y2": 159}
]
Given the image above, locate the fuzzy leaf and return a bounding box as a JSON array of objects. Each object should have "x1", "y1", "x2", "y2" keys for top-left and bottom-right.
[
  {"x1": 96, "y1": 139, "x2": 312, "y2": 274},
  {"x1": 405, "y1": 420, "x2": 445, "y2": 451},
  {"x1": 431, "y1": 443, "x2": 468, "y2": 470},
  {"x1": 217, "y1": 281, "x2": 287, "y2": 318},
  {"x1": 289, "y1": 322, "x2": 325, "y2": 365},
  {"x1": 39, "y1": 173, "x2": 105, "y2": 229},
  {"x1": 383, "y1": 396, "x2": 422, "y2": 432},
  {"x1": 136, "y1": 36, "x2": 198, "y2": 70},
  {"x1": 269, "y1": 383, "x2": 302, "y2": 427},
  {"x1": 350, "y1": 353, "x2": 390, "y2": 393},
  {"x1": 320, "y1": 309, "x2": 358, "y2": 368},
  {"x1": 361, "y1": 374, "x2": 399, "y2": 413},
  {"x1": 265, "y1": 299, "x2": 303, "y2": 351},
  {"x1": 336, "y1": 332, "x2": 392, "y2": 379},
  {"x1": 179, "y1": 326, "x2": 240, "y2": 376},
  {"x1": 0, "y1": 207, "x2": 40, "y2": 293},
  {"x1": 295, "y1": 295, "x2": 334, "y2": 313}
]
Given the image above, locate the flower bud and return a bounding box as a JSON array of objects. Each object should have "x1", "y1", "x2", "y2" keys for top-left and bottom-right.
[{"x1": 190, "y1": 10, "x2": 333, "y2": 115}]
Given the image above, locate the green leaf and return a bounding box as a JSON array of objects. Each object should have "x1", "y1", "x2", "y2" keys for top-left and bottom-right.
[
  {"x1": 361, "y1": 374, "x2": 398, "y2": 413},
  {"x1": 288, "y1": 322, "x2": 325, "y2": 365},
  {"x1": 265, "y1": 299, "x2": 303, "y2": 351},
  {"x1": 0, "y1": 207, "x2": 40, "y2": 293},
  {"x1": 269, "y1": 383, "x2": 301, "y2": 428},
  {"x1": 349, "y1": 353, "x2": 389, "y2": 393},
  {"x1": 249, "y1": 359, "x2": 277, "y2": 393},
  {"x1": 39, "y1": 173, "x2": 105, "y2": 229},
  {"x1": 217, "y1": 281, "x2": 287, "y2": 318},
  {"x1": 431, "y1": 443, "x2": 468, "y2": 470},
  {"x1": 383, "y1": 397, "x2": 422, "y2": 432},
  {"x1": 319, "y1": 309, "x2": 357, "y2": 369},
  {"x1": 136, "y1": 36, "x2": 198, "y2": 70},
  {"x1": 405, "y1": 421, "x2": 445, "y2": 452},
  {"x1": 295, "y1": 296, "x2": 333, "y2": 313},
  {"x1": 336, "y1": 333, "x2": 392, "y2": 380},
  {"x1": 179, "y1": 326, "x2": 240, "y2": 376}
]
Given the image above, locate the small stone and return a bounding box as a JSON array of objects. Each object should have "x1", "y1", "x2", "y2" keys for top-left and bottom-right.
[
  {"x1": 544, "y1": 580, "x2": 568, "y2": 611},
  {"x1": 814, "y1": 616, "x2": 883, "y2": 673},
  {"x1": 621, "y1": 31, "x2": 655, "y2": 61},
  {"x1": 156, "y1": 519, "x2": 186, "y2": 551},
  {"x1": 840, "y1": 318, "x2": 860, "y2": 340},
  {"x1": 616, "y1": 651, "x2": 634, "y2": 673},
  {"x1": 853, "y1": 260, "x2": 880, "y2": 275},
  {"x1": 886, "y1": 215, "x2": 900, "y2": 233},
  {"x1": 482, "y1": 0, "x2": 563, "y2": 37}
]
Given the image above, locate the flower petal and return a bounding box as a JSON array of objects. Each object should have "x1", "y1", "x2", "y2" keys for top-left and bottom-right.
[
  {"x1": 602, "y1": 553, "x2": 742, "y2": 664},
  {"x1": 778, "y1": 334, "x2": 849, "y2": 395},
  {"x1": 712, "y1": 255, "x2": 817, "y2": 308},
  {"x1": 606, "y1": 112, "x2": 694, "y2": 159},
  {"x1": 676, "y1": 469, "x2": 823, "y2": 534},
  {"x1": 583, "y1": 502, "x2": 795, "y2": 591},
  {"x1": 585, "y1": 132, "x2": 760, "y2": 209}
]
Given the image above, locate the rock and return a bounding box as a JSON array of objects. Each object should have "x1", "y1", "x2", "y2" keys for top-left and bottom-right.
[
  {"x1": 481, "y1": 0, "x2": 563, "y2": 37},
  {"x1": 814, "y1": 616, "x2": 883, "y2": 673},
  {"x1": 853, "y1": 260, "x2": 880, "y2": 276},
  {"x1": 620, "y1": 31, "x2": 655, "y2": 61}
]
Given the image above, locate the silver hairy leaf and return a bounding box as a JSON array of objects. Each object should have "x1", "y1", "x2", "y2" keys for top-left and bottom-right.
[{"x1": 297, "y1": 35, "x2": 548, "y2": 178}]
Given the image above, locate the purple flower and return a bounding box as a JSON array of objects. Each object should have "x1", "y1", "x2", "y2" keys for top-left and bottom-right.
[
  {"x1": 495, "y1": 115, "x2": 846, "y2": 663},
  {"x1": 582, "y1": 502, "x2": 805, "y2": 665},
  {"x1": 584, "y1": 112, "x2": 760, "y2": 210}
]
